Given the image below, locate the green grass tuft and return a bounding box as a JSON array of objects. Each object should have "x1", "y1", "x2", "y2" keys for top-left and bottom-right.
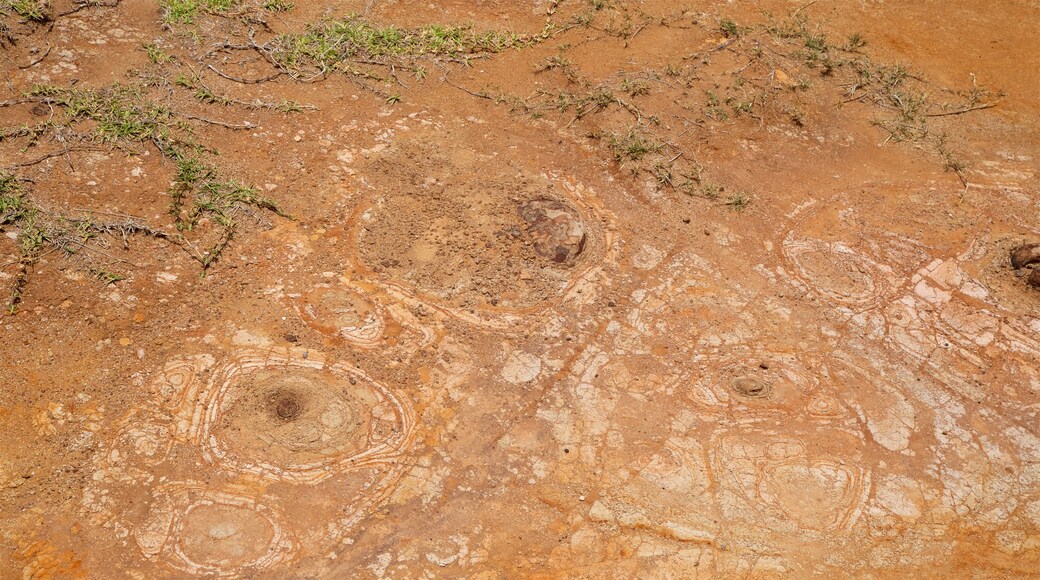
[
  {"x1": 0, "y1": 83, "x2": 289, "y2": 310},
  {"x1": 267, "y1": 15, "x2": 539, "y2": 78},
  {"x1": 2, "y1": 0, "x2": 49, "y2": 22},
  {"x1": 608, "y1": 129, "x2": 660, "y2": 163},
  {"x1": 160, "y1": 0, "x2": 238, "y2": 25}
]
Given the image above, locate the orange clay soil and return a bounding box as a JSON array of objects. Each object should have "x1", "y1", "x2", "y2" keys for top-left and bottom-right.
[{"x1": 1, "y1": 0, "x2": 1039, "y2": 577}]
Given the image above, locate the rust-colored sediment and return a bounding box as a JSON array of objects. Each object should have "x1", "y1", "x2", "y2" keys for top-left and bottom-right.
[{"x1": 1, "y1": 0, "x2": 1039, "y2": 577}]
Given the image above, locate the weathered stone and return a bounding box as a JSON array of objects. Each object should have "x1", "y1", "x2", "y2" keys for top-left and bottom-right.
[{"x1": 518, "y1": 199, "x2": 588, "y2": 266}]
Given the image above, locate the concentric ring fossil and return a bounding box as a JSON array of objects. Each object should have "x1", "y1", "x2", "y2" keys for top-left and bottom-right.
[
  {"x1": 772, "y1": 194, "x2": 935, "y2": 320},
  {"x1": 152, "y1": 354, "x2": 215, "y2": 411},
  {"x1": 779, "y1": 237, "x2": 895, "y2": 308},
  {"x1": 685, "y1": 350, "x2": 846, "y2": 421},
  {"x1": 730, "y1": 376, "x2": 770, "y2": 398},
  {"x1": 135, "y1": 484, "x2": 296, "y2": 577},
  {"x1": 288, "y1": 284, "x2": 386, "y2": 347},
  {"x1": 350, "y1": 152, "x2": 617, "y2": 328},
  {"x1": 110, "y1": 408, "x2": 177, "y2": 467},
  {"x1": 82, "y1": 347, "x2": 419, "y2": 575},
  {"x1": 709, "y1": 428, "x2": 870, "y2": 533},
  {"x1": 194, "y1": 350, "x2": 415, "y2": 483}
]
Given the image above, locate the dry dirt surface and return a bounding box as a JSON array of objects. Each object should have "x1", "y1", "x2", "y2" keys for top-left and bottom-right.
[{"x1": 1, "y1": 0, "x2": 1039, "y2": 577}]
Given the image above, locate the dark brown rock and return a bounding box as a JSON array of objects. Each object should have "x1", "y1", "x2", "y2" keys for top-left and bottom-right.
[
  {"x1": 271, "y1": 391, "x2": 303, "y2": 421},
  {"x1": 1010, "y1": 243, "x2": 1040, "y2": 269},
  {"x1": 518, "y1": 199, "x2": 588, "y2": 266}
]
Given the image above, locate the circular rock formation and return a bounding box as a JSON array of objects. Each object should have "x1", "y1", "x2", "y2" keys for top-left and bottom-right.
[
  {"x1": 780, "y1": 238, "x2": 893, "y2": 308},
  {"x1": 356, "y1": 184, "x2": 597, "y2": 312},
  {"x1": 153, "y1": 355, "x2": 215, "y2": 410},
  {"x1": 518, "y1": 199, "x2": 588, "y2": 266},
  {"x1": 273, "y1": 392, "x2": 302, "y2": 420},
  {"x1": 349, "y1": 139, "x2": 615, "y2": 326},
  {"x1": 686, "y1": 351, "x2": 845, "y2": 421},
  {"x1": 730, "y1": 376, "x2": 770, "y2": 399},
  {"x1": 111, "y1": 409, "x2": 176, "y2": 467},
  {"x1": 82, "y1": 348, "x2": 418, "y2": 576},
  {"x1": 1010, "y1": 242, "x2": 1040, "y2": 290},
  {"x1": 135, "y1": 484, "x2": 295, "y2": 577},
  {"x1": 709, "y1": 428, "x2": 870, "y2": 533},
  {"x1": 290, "y1": 285, "x2": 385, "y2": 347},
  {"x1": 197, "y1": 352, "x2": 414, "y2": 483}
]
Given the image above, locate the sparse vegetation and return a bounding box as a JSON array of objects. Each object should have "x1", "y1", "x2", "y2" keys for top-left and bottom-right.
[
  {"x1": 0, "y1": 83, "x2": 288, "y2": 310},
  {"x1": 608, "y1": 128, "x2": 660, "y2": 163},
  {"x1": 844, "y1": 33, "x2": 867, "y2": 51},
  {"x1": 0, "y1": 0, "x2": 1004, "y2": 311},
  {"x1": 698, "y1": 183, "x2": 722, "y2": 200},
  {"x1": 262, "y1": 0, "x2": 292, "y2": 11},
  {"x1": 160, "y1": 0, "x2": 237, "y2": 25},
  {"x1": 90, "y1": 268, "x2": 127, "y2": 285},
  {"x1": 0, "y1": 172, "x2": 30, "y2": 225},
  {"x1": 265, "y1": 16, "x2": 545, "y2": 80},
  {"x1": 2, "y1": 0, "x2": 49, "y2": 22},
  {"x1": 704, "y1": 91, "x2": 728, "y2": 121},
  {"x1": 432, "y1": 3, "x2": 1000, "y2": 204},
  {"x1": 0, "y1": 0, "x2": 49, "y2": 42},
  {"x1": 724, "y1": 192, "x2": 750, "y2": 210},
  {"x1": 720, "y1": 18, "x2": 739, "y2": 38},
  {"x1": 174, "y1": 74, "x2": 309, "y2": 113},
  {"x1": 0, "y1": 170, "x2": 172, "y2": 312},
  {"x1": 25, "y1": 84, "x2": 284, "y2": 231},
  {"x1": 143, "y1": 42, "x2": 173, "y2": 64},
  {"x1": 760, "y1": 11, "x2": 999, "y2": 150},
  {"x1": 537, "y1": 53, "x2": 581, "y2": 83},
  {"x1": 694, "y1": 8, "x2": 1000, "y2": 187},
  {"x1": 27, "y1": 84, "x2": 183, "y2": 146}
]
